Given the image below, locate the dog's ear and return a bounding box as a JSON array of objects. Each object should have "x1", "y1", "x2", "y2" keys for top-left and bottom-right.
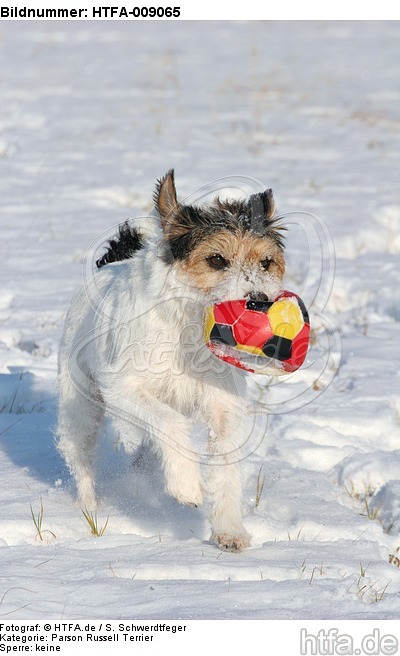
[
  {"x1": 154, "y1": 169, "x2": 180, "y2": 231},
  {"x1": 247, "y1": 189, "x2": 276, "y2": 232},
  {"x1": 250, "y1": 189, "x2": 276, "y2": 221},
  {"x1": 260, "y1": 188, "x2": 276, "y2": 219}
]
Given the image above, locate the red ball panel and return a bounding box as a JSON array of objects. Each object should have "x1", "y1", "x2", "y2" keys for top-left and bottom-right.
[
  {"x1": 275, "y1": 290, "x2": 296, "y2": 300},
  {"x1": 213, "y1": 300, "x2": 246, "y2": 325},
  {"x1": 233, "y1": 309, "x2": 273, "y2": 348},
  {"x1": 282, "y1": 322, "x2": 311, "y2": 372}
]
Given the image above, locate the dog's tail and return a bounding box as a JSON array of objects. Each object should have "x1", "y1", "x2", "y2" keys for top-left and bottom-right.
[{"x1": 96, "y1": 221, "x2": 144, "y2": 268}]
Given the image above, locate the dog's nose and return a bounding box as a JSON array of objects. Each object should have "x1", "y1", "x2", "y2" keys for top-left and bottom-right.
[{"x1": 246, "y1": 292, "x2": 269, "y2": 303}]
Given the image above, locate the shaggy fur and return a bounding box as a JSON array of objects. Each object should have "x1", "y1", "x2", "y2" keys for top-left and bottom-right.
[{"x1": 57, "y1": 170, "x2": 286, "y2": 551}]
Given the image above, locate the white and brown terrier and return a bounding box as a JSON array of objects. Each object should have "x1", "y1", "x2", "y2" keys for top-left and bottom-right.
[{"x1": 57, "y1": 170, "x2": 286, "y2": 551}]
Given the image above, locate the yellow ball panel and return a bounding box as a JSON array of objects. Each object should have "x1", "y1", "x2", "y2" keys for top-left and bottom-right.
[
  {"x1": 203, "y1": 306, "x2": 215, "y2": 342},
  {"x1": 268, "y1": 299, "x2": 304, "y2": 339}
]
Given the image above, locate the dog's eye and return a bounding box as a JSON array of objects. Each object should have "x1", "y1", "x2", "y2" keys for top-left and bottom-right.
[
  {"x1": 260, "y1": 258, "x2": 272, "y2": 271},
  {"x1": 207, "y1": 254, "x2": 229, "y2": 270}
]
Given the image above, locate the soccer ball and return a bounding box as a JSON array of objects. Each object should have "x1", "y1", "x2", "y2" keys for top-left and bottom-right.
[{"x1": 204, "y1": 291, "x2": 310, "y2": 374}]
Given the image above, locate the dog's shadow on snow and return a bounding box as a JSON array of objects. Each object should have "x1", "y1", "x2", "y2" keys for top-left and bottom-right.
[
  {"x1": 0, "y1": 371, "x2": 206, "y2": 541},
  {"x1": 0, "y1": 371, "x2": 70, "y2": 485}
]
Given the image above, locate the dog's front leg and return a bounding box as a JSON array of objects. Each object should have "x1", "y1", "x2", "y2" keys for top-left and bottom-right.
[
  {"x1": 206, "y1": 400, "x2": 251, "y2": 552},
  {"x1": 102, "y1": 383, "x2": 204, "y2": 507}
]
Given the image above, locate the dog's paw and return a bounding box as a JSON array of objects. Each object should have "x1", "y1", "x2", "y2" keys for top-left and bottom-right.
[
  {"x1": 167, "y1": 477, "x2": 204, "y2": 507},
  {"x1": 164, "y1": 455, "x2": 204, "y2": 507},
  {"x1": 212, "y1": 532, "x2": 250, "y2": 552},
  {"x1": 173, "y1": 487, "x2": 204, "y2": 507}
]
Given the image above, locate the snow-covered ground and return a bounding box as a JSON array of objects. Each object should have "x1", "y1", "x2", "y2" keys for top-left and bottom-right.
[{"x1": 1, "y1": 20, "x2": 400, "y2": 620}]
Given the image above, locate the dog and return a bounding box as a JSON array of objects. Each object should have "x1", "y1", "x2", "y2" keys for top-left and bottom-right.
[{"x1": 56, "y1": 170, "x2": 286, "y2": 551}]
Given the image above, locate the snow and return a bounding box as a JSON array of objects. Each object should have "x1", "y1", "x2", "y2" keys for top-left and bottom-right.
[{"x1": 1, "y1": 20, "x2": 400, "y2": 622}]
